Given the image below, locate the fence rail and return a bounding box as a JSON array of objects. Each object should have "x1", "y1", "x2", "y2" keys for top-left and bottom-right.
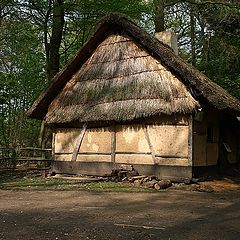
[{"x1": 0, "y1": 147, "x2": 52, "y2": 176}]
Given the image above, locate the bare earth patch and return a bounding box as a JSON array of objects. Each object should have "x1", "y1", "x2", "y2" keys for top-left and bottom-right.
[
  {"x1": 199, "y1": 178, "x2": 240, "y2": 192},
  {"x1": 0, "y1": 170, "x2": 240, "y2": 240},
  {"x1": 0, "y1": 188, "x2": 240, "y2": 240}
]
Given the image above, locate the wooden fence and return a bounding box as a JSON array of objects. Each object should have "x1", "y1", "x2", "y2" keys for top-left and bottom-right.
[{"x1": 0, "y1": 147, "x2": 52, "y2": 176}]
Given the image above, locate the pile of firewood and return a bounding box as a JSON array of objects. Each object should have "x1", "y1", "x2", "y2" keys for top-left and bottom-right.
[
  {"x1": 110, "y1": 165, "x2": 172, "y2": 190},
  {"x1": 128, "y1": 175, "x2": 172, "y2": 190}
]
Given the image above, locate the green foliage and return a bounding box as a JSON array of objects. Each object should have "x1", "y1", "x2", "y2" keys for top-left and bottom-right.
[
  {"x1": 195, "y1": 3, "x2": 240, "y2": 99},
  {"x1": 0, "y1": 14, "x2": 46, "y2": 147},
  {"x1": 1, "y1": 0, "x2": 240, "y2": 148},
  {"x1": 0, "y1": 0, "x2": 150, "y2": 147},
  {"x1": 160, "y1": 1, "x2": 240, "y2": 100},
  {"x1": 220, "y1": 76, "x2": 240, "y2": 98},
  {"x1": 60, "y1": 0, "x2": 150, "y2": 65}
]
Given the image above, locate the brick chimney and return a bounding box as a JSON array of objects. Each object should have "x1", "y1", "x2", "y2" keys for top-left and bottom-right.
[{"x1": 155, "y1": 31, "x2": 178, "y2": 55}]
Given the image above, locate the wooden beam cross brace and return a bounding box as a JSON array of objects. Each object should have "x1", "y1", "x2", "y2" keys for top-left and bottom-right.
[
  {"x1": 143, "y1": 125, "x2": 156, "y2": 164},
  {"x1": 71, "y1": 124, "x2": 87, "y2": 161}
]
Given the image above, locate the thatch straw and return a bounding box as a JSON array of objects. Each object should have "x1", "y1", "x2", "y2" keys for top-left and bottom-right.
[
  {"x1": 46, "y1": 34, "x2": 199, "y2": 124},
  {"x1": 46, "y1": 98, "x2": 197, "y2": 124},
  {"x1": 27, "y1": 13, "x2": 240, "y2": 123}
]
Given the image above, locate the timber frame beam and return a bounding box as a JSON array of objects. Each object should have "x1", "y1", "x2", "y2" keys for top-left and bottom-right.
[
  {"x1": 71, "y1": 124, "x2": 87, "y2": 161},
  {"x1": 111, "y1": 124, "x2": 116, "y2": 166}
]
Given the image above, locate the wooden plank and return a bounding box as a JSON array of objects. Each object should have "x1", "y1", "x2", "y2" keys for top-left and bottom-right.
[
  {"x1": 17, "y1": 147, "x2": 52, "y2": 151},
  {"x1": 52, "y1": 131, "x2": 56, "y2": 161},
  {"x1": 55, "y1": 154, "x2": 111, "y2": 162},
  {"x1": 56, "y1": 152, "x2": 112, "y2": 155},
  {"x1": 18, "y1": 167, "x2": 51, "y2": 171},
  {"x1": 55, "y1": 151, "x2": 187, "y2": 158},
  {"x1": 0, "y1": 157, "x2": 13, "y2": 160},
  {"x1": 71, "y1": 124, "x2": 87, "y2": 161},
  {"x1": 155, "y1": 157, "x2": 189, "y2": 166},
  {"x1": 188, "y1": 115, "x2": 193, "y2": 166},
  {"x1": 55, "y1": 152, "x2": 73, "y2": 155},
  {"x1": 155, "y1": 154, "x2": 188, "y2": 158},
  {"x1": 115, "y1": 151, "x2": 151, "y2": 155},
  {"x1": 41, "y1": 134, "x2": 47, "y2": 176},
  {"x1": 0, "y1": 147, "x2": 15, "y2": 150},
  {"x1": 0, "y1": 167, "x2": 51, "y2": 171},
  {"x1": 16, "y1": 158, "x2": 52, "y2": 162},
  {"x1": 143, "y1": 126, "x2": 156, "y2": 164},
  {"x1": 17, "y1": 157, "x2": 48, "y2": 160},
  {"x1": 111, "y1": 125, "x2": 116, "y2": 164}
]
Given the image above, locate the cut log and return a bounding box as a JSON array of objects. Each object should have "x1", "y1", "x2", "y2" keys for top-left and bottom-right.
[
  {"x1": 122, "y1": 177, "x2": 128, "y2": 181},
  {"x1": 119, "y1": 164, "x2": 134, "y2": 171},
  {"x1": 143, "y1": 180, "x2": 158, "y2": 188},
  {"x1": 117, "y1": 170, "x2": 128, "y2": 178},
  {"x1": 147, "y1": 175, "x2": 157, "y2": 181},
  {"x1": 131, "y1": 175, "x2": 146, "y2": 180},
  {"x1": 142, "y1": 177, "x2": 149, "y2": 183},
  {"x1": 133, "y1": 179, "x2": 142, "y2": 186},
  {"x1": 154, "y1": 183, "x2": 161, "y2": 190},
  {"x1": 158, "y1": 179, "x2": 172, "y2": 189},
  {"x1": 126, "y1": 170, "x2": 139, "y2": 178}
]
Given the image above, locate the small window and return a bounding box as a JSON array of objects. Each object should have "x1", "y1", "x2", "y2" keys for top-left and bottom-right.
[{"x1": 207, "y1": 127, "x2": 213, "y2": 143}]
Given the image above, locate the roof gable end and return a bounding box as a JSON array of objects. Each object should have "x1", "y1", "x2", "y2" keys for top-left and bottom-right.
[{"x1": 45, "y1": 34, "x2": 199, "y2": 123}]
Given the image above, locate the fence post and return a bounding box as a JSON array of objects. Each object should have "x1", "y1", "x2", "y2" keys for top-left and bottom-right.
[
  {"x1": 12, "y1": 148, "x2": 17, "y2": 169},
  {"x1": 41, "y1": 140, "x2": 47, "y2": 178}
]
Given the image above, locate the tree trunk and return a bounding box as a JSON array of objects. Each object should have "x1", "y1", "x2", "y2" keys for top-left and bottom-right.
[
  {"x1": 47, "y1": 0, "x2": 64, "y2": 82},
  {"x1": 190, "y1": 4, "x2": 196, "y2": 66},
  {"x1": 199, "y1": 19, "x2": 209, "y2": 67},
  {"x1": 154, "y1": 0, "x2": 165, "y2": 32}
]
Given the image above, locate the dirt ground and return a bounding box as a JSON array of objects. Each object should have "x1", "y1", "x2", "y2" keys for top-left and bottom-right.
[
  {"x1": 198, "y1": 177, "x2": 240, "y2": 192},
  {"x1": 0, "y1": 170, "x2": 240, "y2": 240},
  {"x1": 0, "y1": 186, "x2": 240, "y2": 240}
]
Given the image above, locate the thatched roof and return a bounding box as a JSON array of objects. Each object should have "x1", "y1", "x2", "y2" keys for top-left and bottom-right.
[{"x1": 27, "y1": 13, "x2": 240, "y2": 124}]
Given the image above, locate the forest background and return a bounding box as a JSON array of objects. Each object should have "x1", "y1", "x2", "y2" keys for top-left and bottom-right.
[{"x1": 1, "y1": 0, "x2": 240, "y2": 148}]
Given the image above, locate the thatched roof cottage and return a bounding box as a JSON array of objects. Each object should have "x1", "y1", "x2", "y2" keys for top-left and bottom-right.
[{"x1": 27, "y1": 13, "x2": 240, "y2": 180}]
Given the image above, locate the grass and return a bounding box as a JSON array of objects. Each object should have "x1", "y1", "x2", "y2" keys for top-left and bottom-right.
[
  {"x1": 0, "y1": 176, "x2": 74, "y2": 190},
  {"x1": 0, "y1": 170, "x2": 152, "y2": 192},
  {"x1": 82, "y1": 181, "x2": 153, "y2": 192}
]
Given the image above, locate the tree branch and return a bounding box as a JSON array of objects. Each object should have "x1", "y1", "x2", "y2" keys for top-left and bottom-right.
[{"x1": 165, "y1": 0, "x2": 240, "y2": 9}]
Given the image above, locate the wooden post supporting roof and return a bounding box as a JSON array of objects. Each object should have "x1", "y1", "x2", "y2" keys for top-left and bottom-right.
[
  {"x1": 71, "y1": 124, "x2": 87, "y2": 161},
  {"x1": 188, "y1": 116, "x2": 193, "y2": 166},
  {"x1": 111, "y1": 125, "x2": 116, "y2": 166},
  {"x1": 52, "y1": 131, "x2": 55, "y2": 161}
]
